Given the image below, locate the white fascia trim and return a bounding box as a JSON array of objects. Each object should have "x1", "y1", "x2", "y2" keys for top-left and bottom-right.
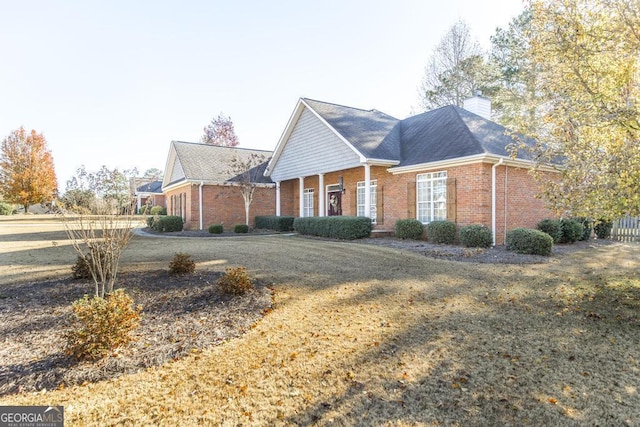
[
  {"x1": 300, "y1": 99, "x2": 367, "y2": 163},
  {"x1": 265, "y1": 99, "x2": 306, "y2": 177},
  {"x1": 162, "y1": 179, "x2": 275, "y2": 193},
  {"x1": 388, "y1": 154, "x2": 559, "y2": 174},
  {"x1": 363, "y1": 158, "x2": 400, "y2": 167},
  {"x1": 161, "y1": 142, "x2": 178, "y2": 189}
]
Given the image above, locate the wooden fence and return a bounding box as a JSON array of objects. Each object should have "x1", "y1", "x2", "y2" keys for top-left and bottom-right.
[{"x1": 612, "y1": 215, "x2": 640, "y2": 243}]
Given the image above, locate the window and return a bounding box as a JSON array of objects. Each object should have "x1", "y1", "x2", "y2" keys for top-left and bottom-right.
[
  {"x1": 303, "y1": 188, "x2": 314, "y2": 217},
  {"x1": 417, "y1": 172, "x2": 447, "y2": 224},
  {"x1": 357, "y1": 180, "x2": 377, "y2": 224}
]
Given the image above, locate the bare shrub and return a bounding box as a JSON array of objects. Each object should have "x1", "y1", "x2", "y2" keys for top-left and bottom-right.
[{"x1": 169, "y1": 252, "x2": 196, "y2": 275}]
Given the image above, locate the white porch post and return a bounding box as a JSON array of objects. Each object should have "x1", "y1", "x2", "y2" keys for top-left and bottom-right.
[
  {"x1": 318, "y1": 173, "x2": 325, "y2": 217},
  {"x1": 364, "y1": 164, "x2": 371, "y2": 218},
  {"x1": 137, "y1": 195, "x2": 141, "y2": 212},
  {"x1": 276, "y1": 181, "x2": 281, "y2": 216},
  {"x1": 298, "y1": 177, "x2": 304, "y2": 217}
]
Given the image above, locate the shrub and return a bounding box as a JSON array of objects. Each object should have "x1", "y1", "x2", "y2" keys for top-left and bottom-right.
[
  {"x1": 208, "y1": 224, "x2": 224, "y2": 234},
  {"x1": 149, "y1": 206, "x2": 166, "y2": 215},
  {"x1": 234, "y1": 224, "x2": 249, "y2": 233},
  {"x1": 0, "y1": 202, "x2": 13, "y2": 216},
  {"x1": 169, "y1": 252, "x2": 195, "y2": 275},
  {"x1": 64, "y1": 289, "x2": 142, "y2": 361},
  {"x1": 293, "y1": 216, "x2": 372, "y2": 240},
  {"x1": 395, "y1": 219, "x2": 424, "y2": 240},
  {"x1": 150, "y1": 215, "x2": 183, "y2": 232},
  {"x1": 574, "y1": 217, "x2": 593, "y2": 241},
  {"x1": 459, "y1": 224, "x2": 493, "y2": 248},
  {"x1": 425, "y1": 220, "x2": 457, "y2": 244},
  {"x1": 506, "y1": 228, "x2": 553, "y2": 256},
  {"x1": 558, "y1": 218, "x2": 584, "y2": 244},
  {"x1": 216, "y1": 267, "x2": 254, "y2": 295},
  {"x1": 72, "y1": 253, "x2": 111, "y2": 281},
  {"x1": 594, "y1": 219, "x2": 613, "y2": 239},
  {"x1": 537, "y1": 219, "x2": 562, "y2": 243},
  {"x1": 255, "y1": 215, "x2": 295, "y2": 232}
]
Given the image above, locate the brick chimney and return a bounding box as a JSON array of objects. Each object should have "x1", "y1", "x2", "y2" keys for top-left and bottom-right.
[{"x1": 463, "y1": 90, "x2": 491, "y2": 120}]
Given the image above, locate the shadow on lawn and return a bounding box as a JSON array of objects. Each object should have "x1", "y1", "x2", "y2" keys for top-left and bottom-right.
[{"x1": 279, "y1": 252, "x2": 640, "y2": 426}]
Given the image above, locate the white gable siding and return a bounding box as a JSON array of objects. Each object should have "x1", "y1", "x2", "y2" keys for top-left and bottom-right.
[
  {"x1": 169, "y1": 158, "x2": 185, "y2": 183},
  {"x1": 270, "y1": 108, "x2": 362, "y2": 182}
]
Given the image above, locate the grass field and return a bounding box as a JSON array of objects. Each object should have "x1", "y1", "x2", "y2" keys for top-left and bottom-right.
[{"x1": 1, "y1": 216, "x2": 639, "y2": 426}]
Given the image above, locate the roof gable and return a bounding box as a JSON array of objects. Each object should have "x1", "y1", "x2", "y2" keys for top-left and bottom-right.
[{"x1": 163, "y1": 141, "x2": 273, "y2": 188}]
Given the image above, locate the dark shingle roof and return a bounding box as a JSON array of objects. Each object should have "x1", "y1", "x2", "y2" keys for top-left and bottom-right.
[
  {"x1": 398, "y1": 105, "x2": 529, "y2": 166},
  {"x1": 303, "y1": 98, "x2": 401, "y2": 160},
  {"x1": 171, "y1": 141, "x2": 273, "y2": 185},
  {"x1": 136, "y1": 181, "x2": 163, "y2": 193},
  {"x1": 302, "y1": 99, "x2": 534, "y2": 168}
]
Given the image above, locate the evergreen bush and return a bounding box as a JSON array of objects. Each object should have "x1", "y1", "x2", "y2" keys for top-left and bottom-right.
[
  {"x1": 506, "y1": 228, "x2": 553, "y2": 256},
  {"x1": 0, "y1": 202, "x2": 13, "y2": 215},
  {"x1": 459, "y1": 224, "x2": 493, "y2": 248},
  {"x1": 149, "y1": 206, "x2": 166, "y2": 215},
  {"x1": 394, "y1": 219, "x2": 424, "y2": 240},
  {"x1": 208, "y1": 224, "x2": 224, "y2": 234},
  {"x1": 558, "y1": 218, "x2": 583, "y2": 244},
  {"x1": 234, "y1": 224, "x2": 249, "y2": 233},
  {"x1": 537, "y1": 219, "x2": 562, "y2": 243},
  {"x1": 150, "y1": 215, "x2": 183, "y2": 232},
  {"x1": 594, "y1": 219, "x2": 613, "y2": 239},
  {"x1": 425, "y1": 220, "x2": 457, "y2": 244},
  {"x1": 255, "y1": 215, "x2": 295, "y2": 231},
  {"x1": 293, "y1": 216, "x2": 372, "y2": 240}
]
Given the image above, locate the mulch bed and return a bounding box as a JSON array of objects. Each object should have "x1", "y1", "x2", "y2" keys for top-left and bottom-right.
[{"x1": 0, "y1": 270, "x2": 273, "y2": 397}]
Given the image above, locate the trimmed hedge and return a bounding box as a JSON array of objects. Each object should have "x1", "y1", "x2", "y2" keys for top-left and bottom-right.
[
  {"x1": 150, "y1": 206, "x2": 167, "y2": 215},
  {"x1": 506, "y1": 228, "x2": 553, "y2": 256},
  {"x1": 395, "y1": 219, "x2": 424, "y2": 240},
  {"x1": 594, "y1": 219, "x2": 613, "y2": 239},
  {"x1": 234, "y1": 224, "x2": 249, "y2": 233},
  {"x1": 293, "y1": 216, "x2": 372, "y2": 240},
  {"x1": 0, "y1": 202, "x2": 13, "y2": 216},
  {"x1": 459, "y1": 224, "x2": 493, "y2": 248},
  {"x1": 255, "y1": 215, "x2": 295, "y2": 232},
  {"x1": 537, "y1": 219, "x2": 561, "y2": 243},
  {"x1": 150, "y1": 215, "x2": 183, "y2": 232},
  {"x1": 425, "y1": 220, "x2": 457, "y2": 244},
  {"x1": 208, "y1": 224, "x2": 223, "y2": 234},
  {"x1": 558, "y1": 218, "x2": 583, "y2": 244}
]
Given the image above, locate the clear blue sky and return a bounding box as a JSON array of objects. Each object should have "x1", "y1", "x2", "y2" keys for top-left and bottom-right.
[{"x1": 0, "y1": 1, "x2": 523, "y2": 191}]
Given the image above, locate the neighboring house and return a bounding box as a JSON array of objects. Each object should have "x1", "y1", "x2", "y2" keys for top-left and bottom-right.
[
  {"x1": 134, "y1": 180, "x2": 165, "y2": 213},
  {"x1": 265, "y1": 96, "x2": 557, "y2": 244},
  {"x1": 161, "y1": 141, "x2": 275, "y2": 230}
]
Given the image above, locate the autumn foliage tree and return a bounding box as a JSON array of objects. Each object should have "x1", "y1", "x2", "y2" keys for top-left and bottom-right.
[
  {"x1": 201, "y1": 113, "x2": 240, "y2": 147},
  {"x1": 0, "y1": 127, "x2": 58, "y2": 213},
  {"x1": 524, "y1": 0, "x2": 640, "y2": 219}
]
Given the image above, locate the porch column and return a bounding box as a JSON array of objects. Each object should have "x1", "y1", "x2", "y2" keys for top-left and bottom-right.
[
  {"x1": 276, "y1": 181, "x2": 281, "y2": 216},
  {"x1": 299, "y1": 177, "x2": 304, "y2": 217},
  {"x1": 364, "y1": 163, "x2": 371, "y2": 218},
  {"x1": 318, "y1": 173, "x2": 325, "y2": 217}
]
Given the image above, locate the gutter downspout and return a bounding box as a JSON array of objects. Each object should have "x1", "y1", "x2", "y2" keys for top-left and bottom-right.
[
  {"x1": 492, "y1": 158, "x2": 504, "y2": 246},
  {"x1": 199, "y1": 181, "x2": 204, "y2": 231}
]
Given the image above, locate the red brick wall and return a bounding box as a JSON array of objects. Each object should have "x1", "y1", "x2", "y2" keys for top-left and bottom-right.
[
  {"x1": 164, "y1": 183, "x2": 275, "y2": 231},
  {"x1": 276, "y1": 162, "x2": 556, "y2": 244}
]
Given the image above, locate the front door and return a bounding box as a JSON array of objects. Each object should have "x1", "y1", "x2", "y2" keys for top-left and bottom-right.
[{"x1": 327, "y1": 190, "x2": 342, "y2": 216}]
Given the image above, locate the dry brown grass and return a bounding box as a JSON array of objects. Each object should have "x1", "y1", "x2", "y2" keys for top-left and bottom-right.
[{"x1": 1, "y1": 216, "x2": 640, "y2": 426}]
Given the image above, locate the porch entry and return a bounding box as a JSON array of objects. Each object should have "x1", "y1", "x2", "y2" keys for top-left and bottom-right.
[{"x1": 327, "y1": 184, "x2": 342, "y2": 216}]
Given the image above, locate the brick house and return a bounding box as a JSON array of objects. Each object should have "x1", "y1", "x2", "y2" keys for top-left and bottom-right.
[
  {"x1": 265, "y1": 97, "x2": 556, "y2": 244},
  {"x1": 133, "y1": 180, "x2": 165, "y2": 213},
  {"x1": 161, "y1": 141, "x2": 275, "y2": 230}
]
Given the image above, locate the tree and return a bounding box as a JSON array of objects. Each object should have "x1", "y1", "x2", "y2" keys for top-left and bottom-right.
[
  {"x1": 227, "y1": 153, "x2": 268, "y2": 225},
  {"x1": 62, "y1": 165, "x2": 141, "y2": 297},
  {"x1": 142, "y1": 168, "x2": 163, "y2": 180},
  {"x1": 523, "y1": 0, "x2": 640, "y2": 219},
  {"x1": 201, "y1": 113, "x2": 240, "y2": 146},
  {"x1": 418, "y1": 20, "x2": 498, "y2": 110},
  {"x1": 489, "y1": 10, "x2": 542, "y2": 131},
  {"x1": 0, "y1": 127, "x2": 58, "y2": 213}
]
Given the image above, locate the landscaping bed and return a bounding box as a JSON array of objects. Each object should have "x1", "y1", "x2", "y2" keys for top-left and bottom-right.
[{"x1": 0, "y1": 270, "x2": 272, "y2": 396}]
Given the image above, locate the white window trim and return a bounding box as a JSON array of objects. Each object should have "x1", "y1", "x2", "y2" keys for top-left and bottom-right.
[
  {"x1": 416, "y1": 171, "x2": 447, "y2": 224},
  {"x1": 357, "y1": 180, "x2": 377, "y2": 224},
  {"x1": 303, "y1": 188, "x2": 314, "y2": 217}
]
